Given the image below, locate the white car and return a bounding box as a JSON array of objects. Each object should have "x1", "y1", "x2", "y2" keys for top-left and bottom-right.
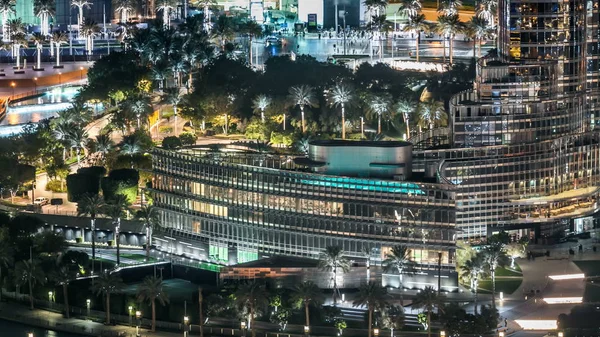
[
  {"x1": 33, "y1": 197, "x2": 49, "y2": 206},
  {"x1": 265, "y1": 36, "x2": 283, "y2": 46}
]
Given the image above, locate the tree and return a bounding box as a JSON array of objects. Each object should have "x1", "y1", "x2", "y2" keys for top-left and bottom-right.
[
  {"x1": 459, "y1": 253, "x2": 485, "y2": 314},
  {"x1": 397, "y1": 0, "x2": 422, "y2": 18},
  {"x1": 438, "y1": 0, "x2": 462, "y2": 16},
  {"x1": 30, "y1": 33, "x2": 46, "y2": 70},
  {"x1": 66, "y1": 125, "x2": 88, "y2": 168},
  {"x1": 382, "y1": 245, "x2": 416, "y2": 292},
  {"x1": 252, "y1": 94, "x2": 271, "y2": 124},
  {"x1": 436, "y1": 14, "x2": 466, "y2": 64},
  {"x1": 14, "y1": 259, "x2": 46, "y2": 310},
  {"x1": 71, "y1": 0, "x2": 91, "y2": 30},
  {"x1": 77, "y1": 193, "x2": 106, "y2": 270},
  {"x1": 114, "y1": 0, "x2": 135, "y2": 23},
  {"x1": 367, "y1": 94, "x2": 391, "y2": 134},
  {"x1": 394, "y1": 98, "x2": 416, "y2": 138},
  {"x1": 327, "y1": 83, "x2": 354, "y2": 140},
  {"x1": 352, "y1": 282, "x2": 389, "y2": 337},
  {"x1": 127, "y1": 94, "x2": 153, "y2": 129},
  {"x1": 92, "y1": 133, "x2": 114, "y2": 164},
  {"x1": 91, "y1": 271, "x2": 125, "y2": 324},
  {"x1": 475, "y1": 0, "x2": 496, "y2": 26},
  {"x1": 240, "y1": 20, "x2": 263, "y2": 65},
  {"x1": 212, "y1": 15, "x2": 234, "y2": 51},
  {"x1": 483, "y1": 243, "x2": 509, "y2": 308},
  {"x1": 80, "y1": 18, "x2": 100, "y2": 55},
  {"x1": 467, "y1": 17, "x2": 494, "y2": 58},
  {"x1": 104, "y1": 194, "x2": 130, "y2": 265},
  {"x1": 51, "y1": 265, "x2": 76, "y2": 318},
  {"x1": 288, "y1": 85, "x2": 316, "y2": 133},
  {"x1": 34, "y1": 0, "x2": 54, "y2": 35},
  {"x1": 417, "y1": 100, "x2": 447, "y2": 131},
  {"x1": 52, "y1": 31, "x2": 68, "y2": 67},
  {"x1": 10, "y1": 32, "x2": 27, "y2": 69},
  {"x1": 505, "y1": 242, "x2": 526, "y2": 268},
  {"x1": 0, "y1": 244, "x2": 13, "y2": 302},
  {"x1": 136, "y1": 205, "x2": 160, "y2": 261},
  {"x1": 156, "y1": 0, "x2": 176, "y2": 27},
  {"x1": 235, "y1": 282, "x2": 268, "y2": 337},
  {"x1": 318, "y1": 246, "x2": 350, "y2": 305},
  {"x1": 412, "y1": 286, "x2": 444, "y2": 337},
  {"x1": 137, "y1": 276, "x2": 169, "y2": 332},
  {"x1": 0, "y1": 0, "x2": 15, "y2": 42},
  {"x1": 161, "y1": 88, "x2": 182, "y2": 133},
  {"x1": 403, "y1": 14, "x2": 430, "y2": 62},
  {"x1": 291, "y1": 281, "x2": 324, "y2": 329},
  {"x1": 198, "y1": 287, "x2": 204, "y2": 337}
]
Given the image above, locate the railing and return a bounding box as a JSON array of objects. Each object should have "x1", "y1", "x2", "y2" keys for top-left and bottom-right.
[
  {"x1": 407, "y1": 127, "x2": 450, "y2": 151},
  {"x1": 8, "y1": 83, "x2": 82, "y2": 104}
]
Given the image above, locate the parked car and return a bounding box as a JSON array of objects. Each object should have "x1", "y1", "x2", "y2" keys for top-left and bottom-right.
[{"x1": 33, "y1": 197, "x2": 49, "y2": 206}]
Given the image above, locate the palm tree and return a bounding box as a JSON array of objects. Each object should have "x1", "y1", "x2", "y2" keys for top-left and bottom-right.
[
  {"x1": 80, "y1": 18, "x2": 100, "y2": 55},
  {"x1": 10, "y1": 32, "x2": 26, "y2": 69},
  {"x1": 417, "y1": 100, "x2": 446, "y2": 132},
  {"x1": 402, "y1": 14, "x2": 430, "y2": 62},
  {"x1": 438, "y1": 0, "x2": 462, "y2": 16},
  {"x1": 367, "y1": 94, "x2": 391, "y2": 134},
  {"x1": 104, "y1": 194, "x2": 130, "y2": 265},
  {"x1": 120, "y1": 133, "x2": 142, "y2": 156},
  {"x1": 412, "y1": 286, "x2": 444, "y2": 337},
  {"x1": 136, "y1": 205, "x2": 160, "y2": 261},
  {"x1": 235, "y1": 282, "x2": 268, "y2": 337},
  {"x1": 212, "y1": 15, "x2": 234, "y2": 50},
  {"x1": 77, "y1": 194, "x2": 106, "y2": 271},
  {"x1": 52, "y1": 31, "x2": 68, "y2": 67},
  {"x1": 252, "y1": 94, "x2": 271, "y2": 124},
  {"x1": 318, "y1": 246, "x2": 350, "y2": 305},
  {"x1": 0, "y1": 0, "x2": 15, "y2": 42},
  {"x1": 288, "y1": 85, "x2": 316, "y2": 133},
  {"x1": 137, "y1": 276, "x2": 170, "y2": 332},
  {"x1": 352, "y1": 282, "x2": 389, "y2": 337},
  {"x1": 71, "y1": 0, "x2": 91, "y2": 30},
  {"x1": 114, "y1": 0, "x2": 135, "y2": 23},
  {"x1": 67, "y1": 126, "x2": 88, "y2": 167},
  {"x1": 156, "y1": 0, "x2": 176, "y2": 27},
  {"x1": 161, "y1": 88, "x2": 181, "y2": 133},
  {"x1": 0, "y1": 244, "x2": 14, "y2": 302},
  {"x1": 14, "y1": 259, "x2": 46, "y2": 310},
  {"x1": 51, "y1": 265, "x2": 76, "y2": 318},
  {"x1": 127, "y1": 94, "x2": 152, "y2": 129},
  {"x1": 382, "y1": 245, "x2": 416, "y2": 291},
  {"x1": 397, "y1": 0, "x2": 422, "y2": 18},
  {"x1": 30, "y1": 32, "x2": 46, "y2": 70},
  {"x1": 194, "y1": 0, "x2": 216, "y2": 30},
  {"x1": 91, "y1": 271, "x2": 125, "y2": 324},
  {"x1": 93, "y1": 133, "x2": 114, "y2": 163},
  {"x1": 476, "y1": 0, "x2": 496, "y2": 25},
  {"x1": 198, "y1": 287, "x2": 205, "y2": 337},
  {"x1": 327, "y1": 83, "x2": 354, "y2": 140},
  {"x1": 460, "y1": 253, "x2": 485, "y2": 314},
  {"x1": 467, "y1": 16, "x2": 494, "y2": 58},
  {"x1": 483, "y1": 243, "x2": 509, "y2": 308},
  {"x1": 34, "y1": 0, "x2": 55, "y2": 36},
  {"x1": 241, "y1": 20, "x2": 262, "y2": 65},
  {"x1": 436, "y1": 14, "x2": 466, "y2": 64},
  {"x1": 291, "y1": 281, "x2": 324, "y2": 329},
  {"x1": 394, "y1": 98, "x2": 416, "y2": 138}
]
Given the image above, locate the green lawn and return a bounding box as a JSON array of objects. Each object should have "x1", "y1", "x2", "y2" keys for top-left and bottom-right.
[
  {"x1": 574, "y1": 260, "x2": 600, "y2": 277},
  {"x1": 120, "y1": 253, "x2": 156, "y2": 262},
  {"x1": 123, "y1": 279, "x2": 197, "y2": 301},
  {"x1": 478, "y1": 279, "x2": 523, "y2": 295},
  {"x1": 495, "y1": 265, "x2": 523, "y2": 277}
]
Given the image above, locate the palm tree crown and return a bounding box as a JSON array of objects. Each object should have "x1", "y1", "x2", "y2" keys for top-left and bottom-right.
[
  {"x1": 137, "y1": 276, "x2": 170, "y2": 332},
  {"x1": 353, "y1": 282, "x2": 389, "y2": 337},
  {"x1": 417, "y1": 100, "x2": 447, "y2": 130}
]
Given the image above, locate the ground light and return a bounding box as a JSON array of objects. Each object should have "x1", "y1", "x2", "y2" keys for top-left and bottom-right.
[
  {"x1": 543, "y1": 297, "x2": 582, "y2": 304},
  {"x1": 514, "y1": 320, "x2": 558, "y2": 330},
  {"x1": 440, "y1": 331, "x2": 446, "y2": 337},
  {"x1": 549, "y1": 273, "x2": 585, "y2": 280},
  {"x1": 136, "y1": 311, "x2": 142, "y2": 337},
  {"x1": 28, "y1": 333, "x2": 33, "y2": 337},
  {"x1": 373, "y1": 328, "x2": 380, "y2": 336}
]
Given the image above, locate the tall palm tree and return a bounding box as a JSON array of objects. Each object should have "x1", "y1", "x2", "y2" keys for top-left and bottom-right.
[
  {"x1": 235, "y1": 282, "x2": 268, "y2": 337},
  {"x1": 483, "y1": 243, "x2": 509, "y2": 308},
  {"x1": 417, "y1": 100, "x2": 447, "y2": 132},
  {"x1": 460, "y1": 253, "x2": 486, "y2": 314},
  {"x1": 30, "y1": 32, "x2": 46, "y2": 70},
  {"x1": 412, "y1": 286, "x2": 444, "y2": 337},
  {"x1": 10, "y1": 32, "x2": 26, "y2": 69},
  {"x1": 0, "y1": 244, "x2": 14, "y2": 302},
  {"x1": 80, "y1": 18, "x2": 100, "y2": 55},
  {"x1": 34, "y1": 0, "x2": 55, "y2": 35},
  {"x1": 93, "y1": 133, "x2": 114, "y2": 164},
  {"x1": 382, "y1": 245, "x2": 416, "y2": 291},
  {"x1": 291, "y1": 281, "x2": 324, "y2": 329},
  {"x1": 91, "y1": 271, "x2": 125, "y2": 324},
  {"x1": 136, "y1": 205, "x2": 160, "y2": 261},
  {"x1": 198, "y1": 287, "x2": 205, "y2": 337},
  {"x1": 402, "y1": 14, "x2": 430, "y2": 62},
  {"x1": 137, "y1": 276, "x2": 170, "y2": 332},
  {"x1": 14, "y1": 259, "x2": 46, "y2": 310},
  {"x1": 241, "y1": 20, "x2": 262, "y2": 65},
  {"x1": 156, "y1": 0, "x2": 176, "y2": 27},
  {"x1": 194, "y1": 0, "x2": 216, "y2": 30},
  {"x1": 71, "y1": 0, "x2": 91, "y2": 30},
  {"x1": 318, "y1": 246, "x2": 350, "y2": 305},
  {"x1": 127, "y1": 94, "x2": 152, "y2": 129},
  {"x1": 161, "y1": 88, "x2": 181, "y2": 133},
  {"x1": 120, "y1": 133, "x2": 142, "y2": 156},
  {"x1": 0, "y1": 0, "x2": 15, "y2": 42},
  {"x1": 104, "y1": 194, "x2": 130, "y2": 265},
  {"x1": 467, "y1": 16, "x2": 494, "y2": 58},
  {"x1": 113, "y1": 0, "x2": 135, "y2": 23},
  {"x1": 252, "y1": 94, "x2": 271, "y2": 124},
  {"x1": 327, "y1": 83, "x2": 354, "y2": 140},
  {"x1": 367, "y1": 94, "x2": 391, "y2": 134},
  {"x1": 51, "y1": 265, "x2": 76, "y2": 318},
  {"x1": 212, "y1": 14, "x2": 234, "y2": 51},
  {"x1": 438, "y1": 0, "x2": 462, "y2": 16},
  {"x1": 52, "y1": 31, "x2": 68, "y2": 67},
  {"x1": 67, "y1": 125, "x2": 88, "y2": 167},
  {"x1": 397, "y1": 0, "x2": 422, "y2": 18},
  {"x1": 77, "y1": 194, "x2": 106, "y2": 271},
  {"x1": 288, "y1": 85, "x2": 316, "y2": 133},
  {"x1": 436, "y1": 14, "x2": 466, "y2": 64},
  {"x1": 394, "y1": 98, "x2": 416, "y2": 138},
  {"x1": 476, "y1": 0, "x2": 496, "y2": 25},
  {"x1": 352, "y1": 282, "x2": 389, "y2": 337}
]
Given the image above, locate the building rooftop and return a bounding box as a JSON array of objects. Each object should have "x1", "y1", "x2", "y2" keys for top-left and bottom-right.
[{"x1": 310, "y1": 140, "x2": 412, "y2": 148}]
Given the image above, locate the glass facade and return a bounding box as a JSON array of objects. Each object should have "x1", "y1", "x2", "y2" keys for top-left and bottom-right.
[{"x1": 151, "y1": 148, "x2": 457, "y2": 273}]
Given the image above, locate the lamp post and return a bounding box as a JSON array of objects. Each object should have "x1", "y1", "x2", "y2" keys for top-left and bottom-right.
[
  {"x1": 48, "y1": 291, "x2": 53, "y2": 308},
  {"x1": 33, "y1": 77, "x2": 37, "y2": 91},
  {"x1": 440, "y1": 331, "x2": 446, "y2": 337},
  {"x1": 129, "y1": 306, "x2": 133, "y2": 326},
  {"x1": 373, "y1": 328, "x2": 380, "y2": 337},
  {"x1": 184, "y1": 316, "x2": 190, "y2": 337},
  {"x1": 240, "y1": 321, "x2": 247, "y2": 337},
  {"x1": 360, "y1": 117, "x2": 364, "y2": 137},
  {"x1": 28, "y1": 333, "x2": 34, "y2": 337},
  {"x1": 10, "y1": 82, "x2": 15, "y2": 97},
  {"x1": 79, "y1": 66, "x2": 84, "y2": 79},
  {"x1": 136, "y1": 311, "x2": 142, "y2": 337},
  {"x1": 498, "y1": 332, "x2": 505, "y2": 337},
  {"x1": 558, "y1": 332, "x2": 564, "y2": 337},
  {"x1": 58, "y1": 72, "x2": 62, "y2": 85},
  {"x1": 86, "y1": 299, "x2": 91, "y2": 316},
  {"x1": 304, "y1": 325, "x2": 310, "y2": 336}
]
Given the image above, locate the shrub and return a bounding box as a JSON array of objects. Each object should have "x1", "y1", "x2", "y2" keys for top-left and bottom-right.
[
  {"x1": 75, "y1": 237, "x2": 83, "y2": 243},
  {"x1": 46, "y1": 179, "x2": 67, "y2": 193},
  {"x1": 66, "y1": 173, "x2": 100, "y2": 202},
  {"x1": 179, "y1": 132, "x2": 197, "y2": 146},
  {"x1": 162, "y1": 136, "x2": 182, "y2": 149},
  {"x1": 77, "y1": 166, "x2": 107, "y2": 177},
  {"x1": 101, "y1": 169, "x2": 139, "y2": 203},
  {"x1": 159, "y1": 126, "x2": 173, "y2": 134}
]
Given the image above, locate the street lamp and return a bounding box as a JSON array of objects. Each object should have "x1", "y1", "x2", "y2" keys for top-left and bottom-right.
[
  {"x1": 33, "y1": 77, "x2": 38, "y2": 91},
  {"x1": 48, "y1": 291, "x2": 53, "y2": 308},
  {"x1": 360, "y1": 117, "x2": 364, "y2": 137},
  {"x1": 129, "y1": 306, "x2": 133, "y2": 326},
  {"x1": 498, "y1": 332, "x2": 505, "y2": 337},
  {"x1": 28, "y1": 333, "x2": 34, "y2": 337},
  {"x1": 558, "y1": 333, "x2": 564, "y2": 337},
  {"x1": 440, "y1": 331, "x2": 446, "y2": 337},
  {"x1": 240, "y1": 321, "x2": 247, "y2": 336},
  {"x1": 10, "y1": 82, "x2": 15, "y2": 97},
  {"x1": 58, "y1": 72, "x2": 62, "y2": 85},
  {"x1": 80, "y1": 66, "x2": 84, "y2": 79},
  {"x1": 135, "y1": 311, "x2": 142, "y2": 337},
  {"x1": 184, "y1": 316, "x2": 190, "y2": 337},
  {"x1": 304, "y1": 325, "x2": 310, "y2": 335},
  {"x1": 373, "y1": 328, "x2": 380, "y2": 337},
  {"x1": 86, "y1": 299, "x2": 91, "y2": 316}
]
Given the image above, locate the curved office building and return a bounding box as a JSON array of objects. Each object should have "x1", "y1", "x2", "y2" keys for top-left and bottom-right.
[{"x1": 151, "y1": 142, "x2": 458, "y2": 290}]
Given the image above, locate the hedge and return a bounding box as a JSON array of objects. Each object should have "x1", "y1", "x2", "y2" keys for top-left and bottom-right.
[
  {"x1": 101, "y1": 168, "x2": 139, "y2": 203},
  {"x1": 66, "y1": 173, "x2": 100, "y2": 202},
  {"x1": 77, "y1": 166, "x2": 107, "y2": 178}
]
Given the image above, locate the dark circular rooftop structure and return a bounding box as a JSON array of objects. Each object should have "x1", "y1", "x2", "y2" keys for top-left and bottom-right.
[{"x1": 309, "y1": 140, "x2": 412, "y2": 148}]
